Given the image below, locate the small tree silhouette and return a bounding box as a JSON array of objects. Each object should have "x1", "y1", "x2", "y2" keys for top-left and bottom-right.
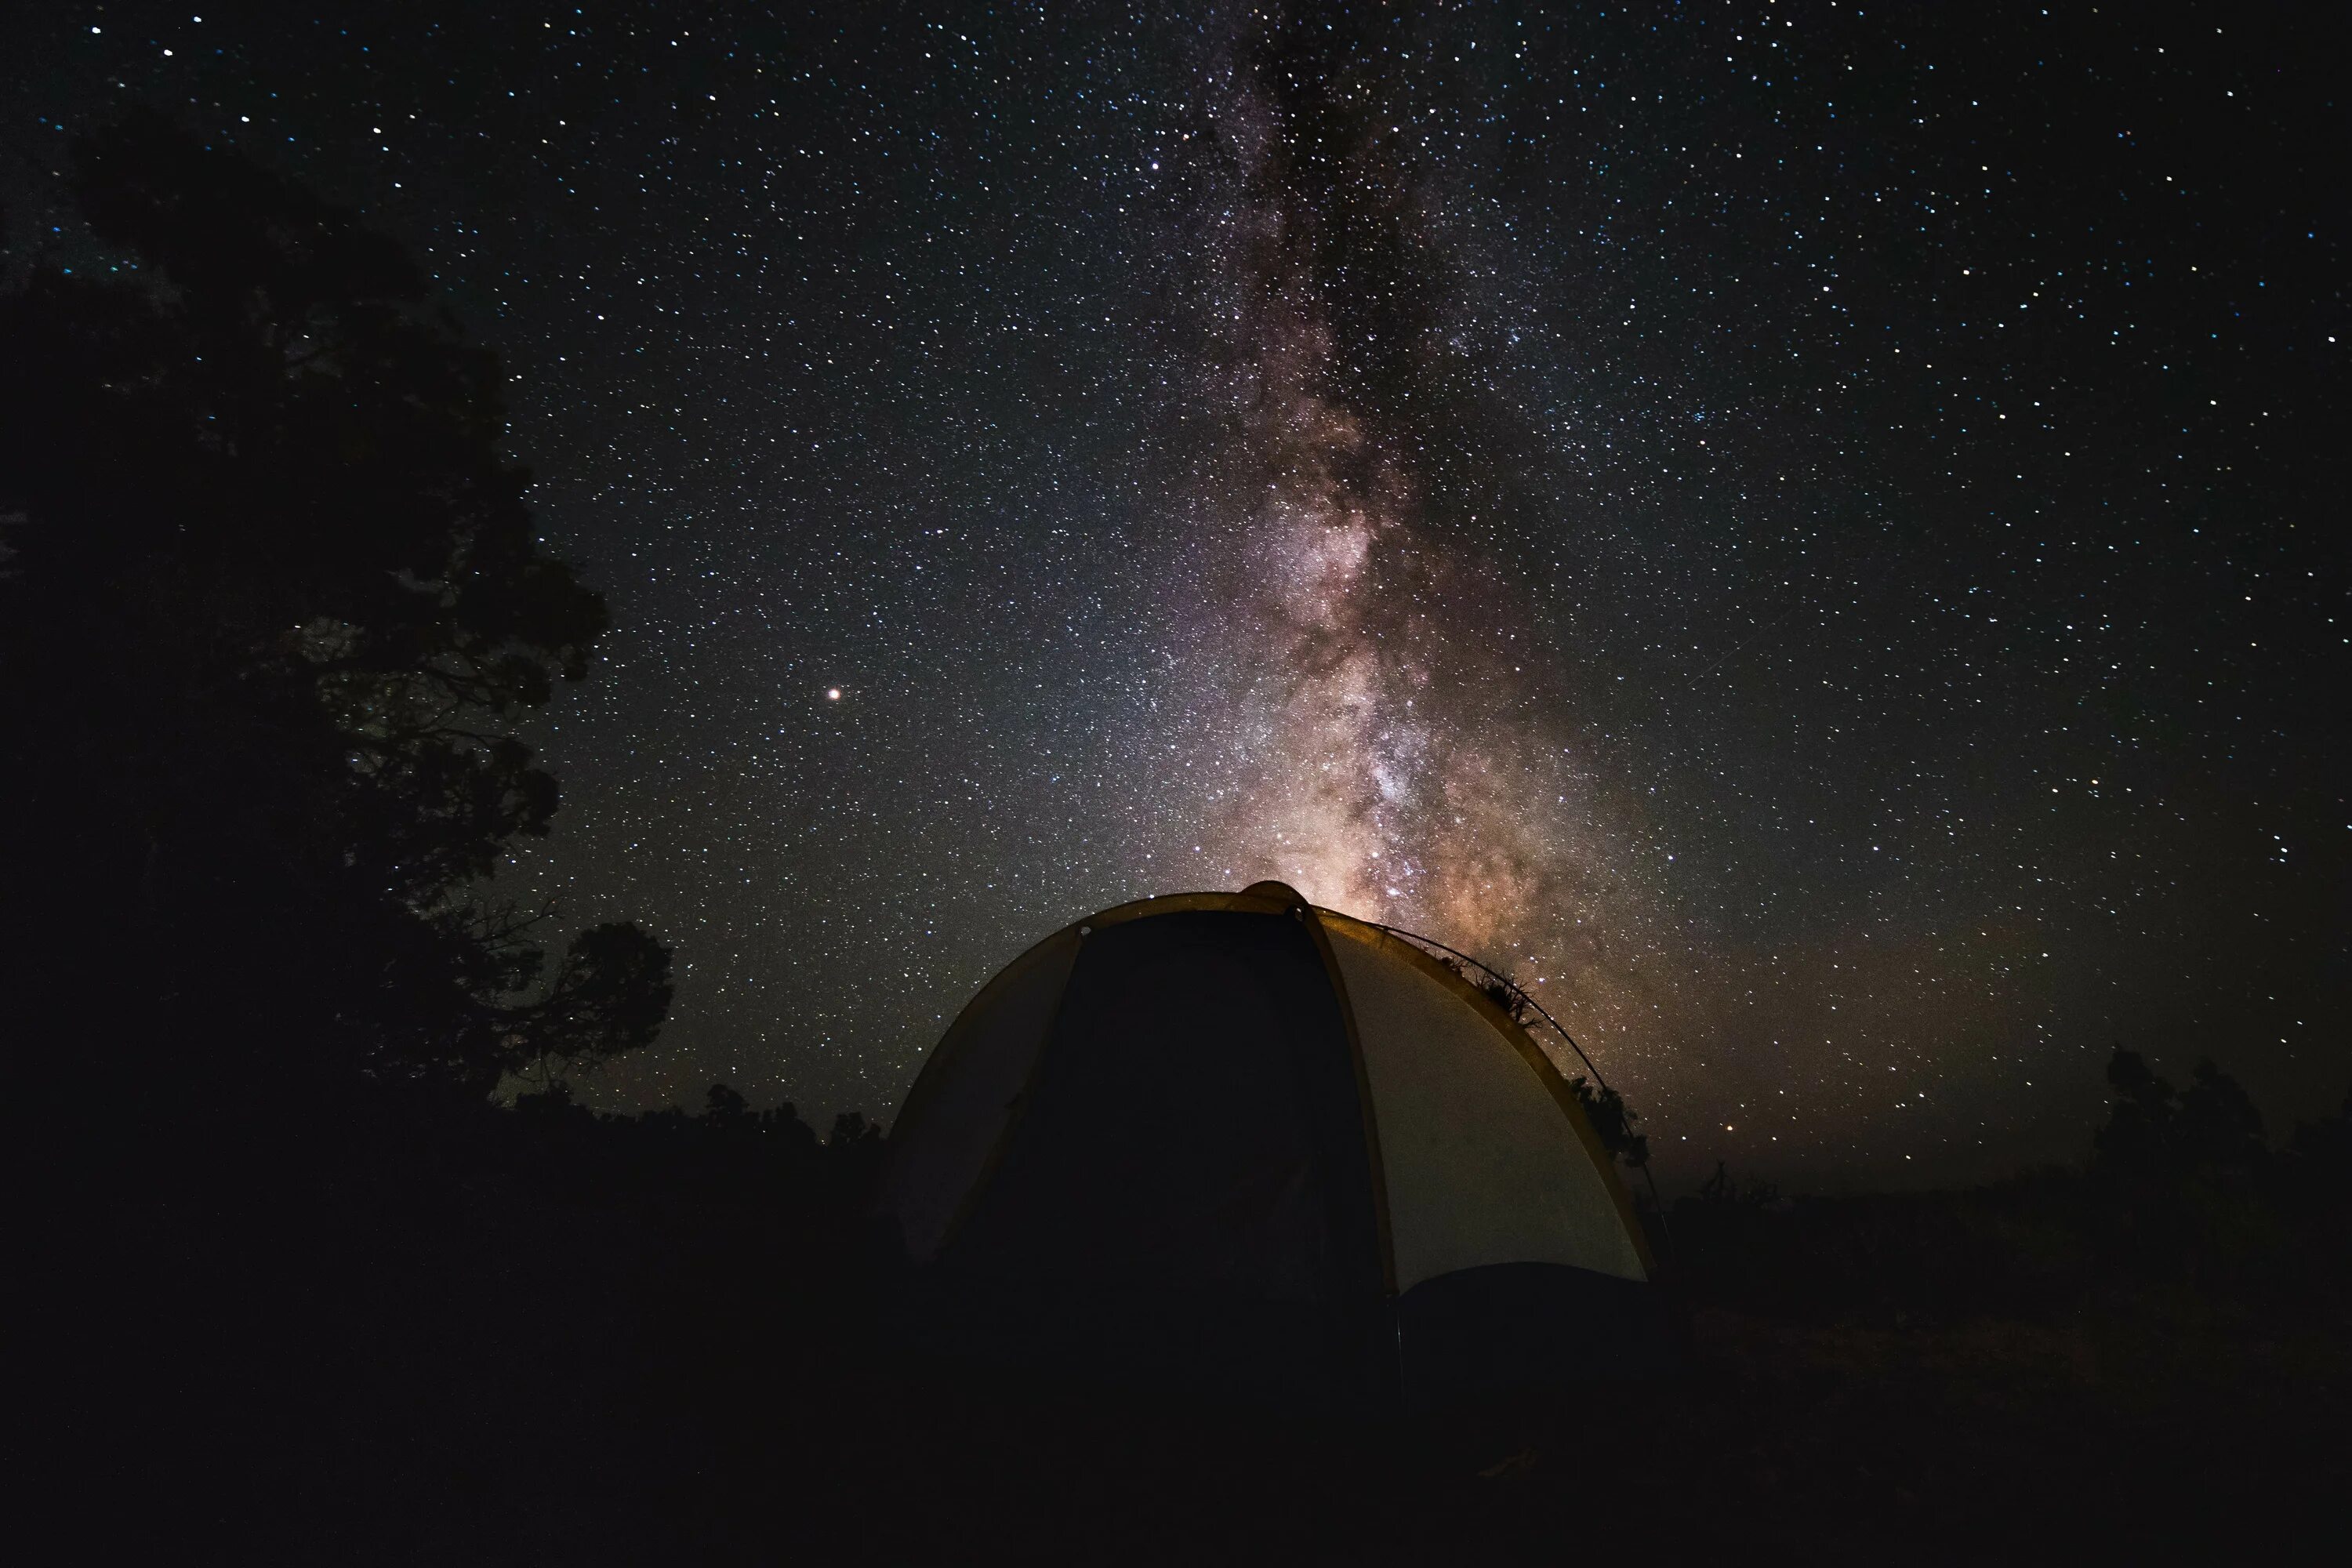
[
  {"x1": 2094, "y1": 1047, "x2": 2269, "y2": 1181},
  {"x1": 1566, "y1": 1075, "x2": 1652, "y2": 1172}
]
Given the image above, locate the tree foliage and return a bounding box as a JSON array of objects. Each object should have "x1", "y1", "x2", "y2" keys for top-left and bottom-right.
[
  {"x1": 0, "y1": 113, "x2": 669, "y2": 1106},
  {"x1": 1566, "y1": 1074, "x2": 1650, "y2": 1171},
  {"x1": 2093, "y1": 1047, "x2": 2271, "y2": 1181}
]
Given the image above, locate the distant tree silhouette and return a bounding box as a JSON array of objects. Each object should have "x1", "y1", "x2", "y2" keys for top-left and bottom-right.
[
  {"x1": 0, "y1": 112, "x2": 670, "y2": 1114},
  {"x1": 2279, "y1": 1086, "x2": 2352, "y2": 1263},
  {"x1": 2094, "y1": 1047, "x2": 2270, "y2": 1181},
  {"x1": 1691, "y1": 1160, "x2": 1778, "y2": 1212},
  {"x1": 2087, "y1": 1047, "x2": 2290, "y2": 1279},
  {"x1": 2174, "y1": 1059, "x2": 2270, "y2": 1173},
  {"x1": 2092, "y1": 1047, "x2": 2182, "y2": 1176},
  {"x1": 705, "y1": 1082, "x2": 753, "y2": 1128},
  {"x1": 2285, "y1": 1087, "x2": 2352, "y2": 1176}
]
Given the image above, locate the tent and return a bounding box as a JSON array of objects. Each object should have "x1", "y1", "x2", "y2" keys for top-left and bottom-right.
[{"x1": 873, "y1": 882, "x2": 1677, "y2": 1406}]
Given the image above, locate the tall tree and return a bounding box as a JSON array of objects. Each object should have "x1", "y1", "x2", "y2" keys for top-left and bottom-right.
[{"x1": 0, "y1": 113, "x2": 669, "y2": 1112}]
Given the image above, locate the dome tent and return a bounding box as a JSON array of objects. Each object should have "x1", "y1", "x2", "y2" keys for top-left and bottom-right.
[{"x1": 873, "y1": 882, "x2": 1676, "y2": 1406}]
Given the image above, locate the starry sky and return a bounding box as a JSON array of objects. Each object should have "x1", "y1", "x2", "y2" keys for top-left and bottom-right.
[{"x1": 5, "y1": 1, "x2": 2343, "y2": 1185}]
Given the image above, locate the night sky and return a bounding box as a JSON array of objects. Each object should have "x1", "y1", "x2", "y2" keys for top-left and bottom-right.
[{"x1": 6, "y1": 2, "x2": 2343, "y2": 1185}]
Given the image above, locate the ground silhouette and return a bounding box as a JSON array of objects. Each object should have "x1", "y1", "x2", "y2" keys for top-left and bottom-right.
[{"x1": 43, "y1": 1053, "x2": 2332, "y2": 1562}]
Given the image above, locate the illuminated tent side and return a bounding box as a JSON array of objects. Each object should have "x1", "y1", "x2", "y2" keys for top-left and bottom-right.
[{"x1": 872, "y1": 882, "x2": 1675, "y2": 1406}]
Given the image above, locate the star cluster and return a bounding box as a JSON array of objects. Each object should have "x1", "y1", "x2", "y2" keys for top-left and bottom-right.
[{"x1": 5, "y1": 1, "x2": 2341, "y2": 1183}]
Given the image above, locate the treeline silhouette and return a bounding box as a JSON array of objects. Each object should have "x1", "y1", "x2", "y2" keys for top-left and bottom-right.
[
  {"x1": 1452, "y1": 953, "x2": 2352, "y2": 1323},
  {"x1": 1669, "y1": 1050, "x2": 2352, "y2": 1322},
  {"x1": 11, "y1": 119, "x2": 2348, "y2": 1561}
]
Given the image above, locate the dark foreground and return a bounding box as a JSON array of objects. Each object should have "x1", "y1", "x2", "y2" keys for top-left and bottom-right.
[{"x1": 31, "y1": 1077, "x2": 2349, "y2": 1564}]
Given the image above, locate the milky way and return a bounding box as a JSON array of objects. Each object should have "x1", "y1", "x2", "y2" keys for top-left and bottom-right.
[
  {"x1": 7, "y1": 1, "x2": 2341, "y2": 1184},
  {"x1": 1165, "y1": 28, "x2": 1687, "y2": 1087}
]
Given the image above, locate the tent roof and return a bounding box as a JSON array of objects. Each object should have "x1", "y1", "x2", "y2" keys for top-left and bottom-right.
[
  {"x1": 885, "y1": 887, "x2": 1650, "y2": 1283},
  {"x1": 873, "y1": 887, "x2": 1675, "y2": 1399}
]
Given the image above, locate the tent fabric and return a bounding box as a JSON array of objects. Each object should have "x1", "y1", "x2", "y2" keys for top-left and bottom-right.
[
  {"x1": 876, "y1": 926, "x2": 1080, "y2": 1265},
  {"x1": 942, "y1": 909, "x2": 1382, "y2": 1307},
  {"x1": 902, "y1": 903, "x2": 1392, "y2": 1402},
  {"x1": 1320, "y1": 912, "x2": 1648, "y2": 1290},
  {"x1": 874, "y1": 884, "x2": 1668, "y2": 1403}
]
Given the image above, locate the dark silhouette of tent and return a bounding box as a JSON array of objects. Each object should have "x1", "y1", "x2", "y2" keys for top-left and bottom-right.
[{"x1": 874, "y1": 882, "x2": 1675, "y2": 1406}]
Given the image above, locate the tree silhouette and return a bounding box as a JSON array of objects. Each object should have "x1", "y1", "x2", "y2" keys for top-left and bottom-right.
[
  {"x1": 1566, "y1": 1074, "x2": 1651, "y2": 1172},
  {"x1": 2086, "y1": 1047, "x2": 2288, "y2": 1279},
  {"x1": 0, "y1": 112, "x2": 670, "y2": 1112},
  {"x1": 2094, "y1": 1047, "x2": 2269, "y2": 1182},
  {"x1": 2092, "y1": 1047, "x2": 2182, "y2": 1176}
]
